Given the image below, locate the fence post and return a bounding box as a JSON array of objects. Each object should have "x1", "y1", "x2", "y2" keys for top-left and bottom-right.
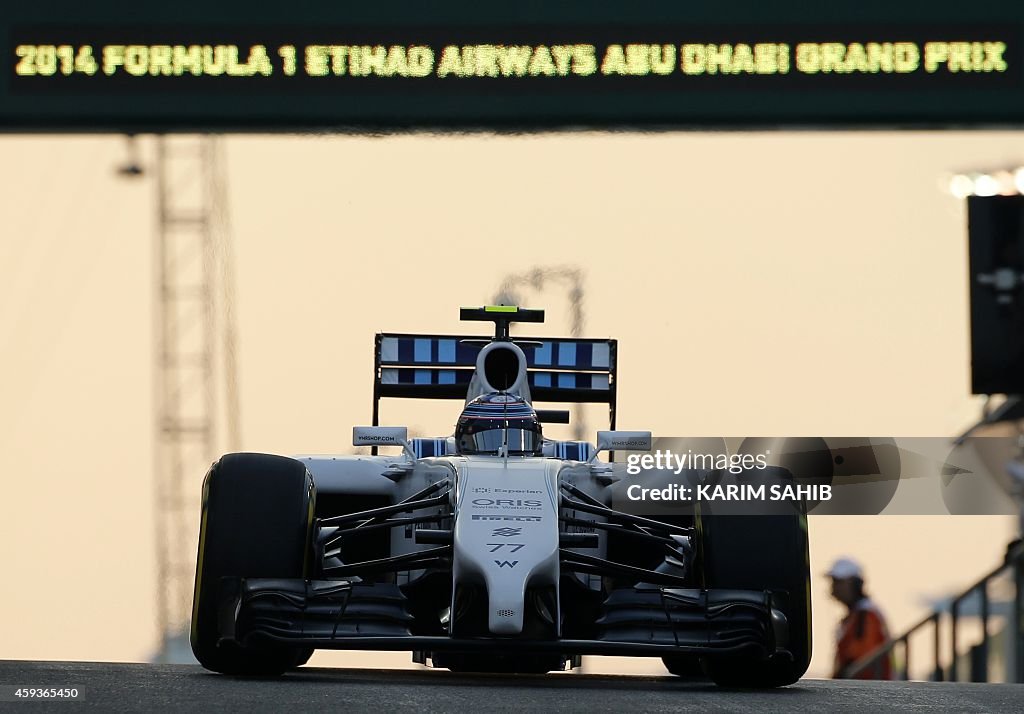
[
  {"x1": 1015, "y1": 554, "x2": 1024, "y2": 683},
  {"x1": 949, "y1": 598, "x2": 959, "y2": 682},
  {"x1": 902, "y1": 637, "x2": 910, "y2": 680},
  {"x1": 979, "y1": 582, "x2": 989, "y2": 682}
]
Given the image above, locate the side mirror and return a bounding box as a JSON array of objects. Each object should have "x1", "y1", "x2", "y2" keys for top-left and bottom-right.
[
  {"x1": 353, "y1": 426, "x2": 414, "y2": 459},
  {"x1": 590, "y1": 431, "x2": 653, "y2": 461}
]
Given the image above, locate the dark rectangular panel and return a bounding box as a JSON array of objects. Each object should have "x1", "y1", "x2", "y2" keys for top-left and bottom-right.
[
  {"x1": 968, "y1": 195, "x2": 1024, "y2": 394},
  {"x1": 3, "y1": 1, "x2": 1024, "y2": 130}
]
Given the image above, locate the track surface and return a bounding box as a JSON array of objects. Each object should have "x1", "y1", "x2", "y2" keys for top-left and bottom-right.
[{"x1": 2, "y1": 661, "x2": 1023, "y2": 712}]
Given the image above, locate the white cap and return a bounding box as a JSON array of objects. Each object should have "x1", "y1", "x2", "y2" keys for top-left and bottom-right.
[{"x1": 826, "y1": 556, "x2": 864, "y2": 580}]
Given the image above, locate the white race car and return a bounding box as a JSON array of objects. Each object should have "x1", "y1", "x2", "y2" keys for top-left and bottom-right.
[{"x1": 190, "y1": 306, "x2": 811, "y2": 686}]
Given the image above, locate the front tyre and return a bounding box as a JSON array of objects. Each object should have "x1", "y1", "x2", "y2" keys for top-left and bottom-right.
[
  {"x1": 696, "y1": 466, "x2": 811, "y2": 688},
  {"x1": 190, "y1": 453, "x2": 316, "y2": 675}
]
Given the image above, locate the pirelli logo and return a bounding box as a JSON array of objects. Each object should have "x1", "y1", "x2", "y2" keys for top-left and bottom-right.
[{"x1": 471, "y1": 515, "x2": 542, "y2": 522}]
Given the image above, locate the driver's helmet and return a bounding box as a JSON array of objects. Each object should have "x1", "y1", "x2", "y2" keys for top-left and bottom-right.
[{"x1": 455, "y1": 393, "x2": 543, "y2": 456}]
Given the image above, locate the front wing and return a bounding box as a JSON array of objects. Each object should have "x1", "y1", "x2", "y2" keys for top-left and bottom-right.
[{"x1": 219, "y1": 576, "x2": 792, "y2": 660}]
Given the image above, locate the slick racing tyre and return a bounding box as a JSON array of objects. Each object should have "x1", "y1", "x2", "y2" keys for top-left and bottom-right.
[
  {"x1": 695, "y1": 466, "x2": 811, "y2": 688},
  {"x1": 191, "y1": 453, "x2": 316, "y2": 675}
]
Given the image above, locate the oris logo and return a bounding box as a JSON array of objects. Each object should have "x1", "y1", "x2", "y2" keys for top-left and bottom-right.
[{"x1": 472, "y1": 498, "x2": 543, "y2": 507}]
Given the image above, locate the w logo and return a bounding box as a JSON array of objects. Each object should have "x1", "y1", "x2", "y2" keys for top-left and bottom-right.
[
  {"x1": 494, "y1": 560, "x2": 519, "y2": 569},
  {"x1": 491, "y1": 527, "x2": 521, "y2": 538}
]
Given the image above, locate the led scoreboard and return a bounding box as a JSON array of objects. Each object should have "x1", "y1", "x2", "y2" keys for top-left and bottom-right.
[{"x1": 3, "y1": 0, "x2": 1024, "y2": 131}]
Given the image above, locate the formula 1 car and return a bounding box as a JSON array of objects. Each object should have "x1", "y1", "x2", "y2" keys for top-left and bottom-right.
[{"x1": 191, "y1": 306, "x2": 811, "y2": 687}]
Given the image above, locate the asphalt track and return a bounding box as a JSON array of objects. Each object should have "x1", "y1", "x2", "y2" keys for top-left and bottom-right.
[{"x1": 2, "y1": 661, "x2": 1024, "y2": 712}]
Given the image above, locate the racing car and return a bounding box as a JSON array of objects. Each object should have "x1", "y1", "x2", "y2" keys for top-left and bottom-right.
[{"x1": 190, "y1": 306, "x2": 811, "y2": 687}]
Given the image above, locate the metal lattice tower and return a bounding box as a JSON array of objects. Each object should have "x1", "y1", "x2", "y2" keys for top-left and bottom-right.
[{"x1": 150, "y1": 135, "x2": 240, "y2": 661}]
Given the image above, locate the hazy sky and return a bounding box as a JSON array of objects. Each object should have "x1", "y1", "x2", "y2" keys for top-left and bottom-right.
[{"x1": 0, "y1": 131, "x2": 1019, "y2": 678}]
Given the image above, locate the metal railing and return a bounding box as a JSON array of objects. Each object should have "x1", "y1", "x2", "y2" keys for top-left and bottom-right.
[{"x1": 846, "y1": 540, "x2": 1024, "y2": 681}]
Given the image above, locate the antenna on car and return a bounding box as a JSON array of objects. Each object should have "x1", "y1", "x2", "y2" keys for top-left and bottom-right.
[{"x1": 460, "y1": 305, "x2": 545, "y2": 341}]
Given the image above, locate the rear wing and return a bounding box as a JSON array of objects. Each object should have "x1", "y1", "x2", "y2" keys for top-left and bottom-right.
[{"x1": 372, "y1": 333, "x2": 618, "y2": 430}]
